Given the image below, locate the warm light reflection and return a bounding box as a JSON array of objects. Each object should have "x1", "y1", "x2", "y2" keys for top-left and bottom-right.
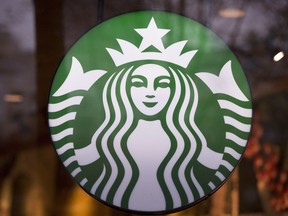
[
  {"x1": 219, "y1": 8, "x2": 245, "y2": 18},
  {"x1": 4, "y1": 94, "x2": 24, "y2": 103},
  {"x1": 273, "y1": 51, "x2": 284, "y2": 62},
  {"x1": 65, "y1": 186, "x2": 112, "y2": 216}
]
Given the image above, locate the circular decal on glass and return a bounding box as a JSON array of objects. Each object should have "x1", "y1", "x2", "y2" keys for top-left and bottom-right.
[{"x1": 48, "y1": 11, "x2": 252, "y2": 214}]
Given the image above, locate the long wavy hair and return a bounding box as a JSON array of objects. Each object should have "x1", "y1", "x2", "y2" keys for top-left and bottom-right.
[{"x1": 89, "y1": 62, "x2": 205, "y2": 209}]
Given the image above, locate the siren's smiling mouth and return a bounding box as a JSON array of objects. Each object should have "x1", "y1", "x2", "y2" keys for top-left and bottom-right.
[{"x1": 143, "y1": 101, "x2": 158, "y2": 108}]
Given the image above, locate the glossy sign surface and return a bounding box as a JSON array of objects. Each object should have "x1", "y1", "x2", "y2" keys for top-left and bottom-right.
[{"x1": 48, "y1": 11, "x2": 252, "y2": 214}]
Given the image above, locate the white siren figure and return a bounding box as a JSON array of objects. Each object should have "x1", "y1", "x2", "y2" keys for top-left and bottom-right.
[{"x1": 73, "y1": 18, "x2": 224, "y2": 212}]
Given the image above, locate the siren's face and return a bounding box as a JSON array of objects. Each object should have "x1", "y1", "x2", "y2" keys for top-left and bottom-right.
[{"x1": 130, "y1": 64, "x2": 171, "y2": 116}]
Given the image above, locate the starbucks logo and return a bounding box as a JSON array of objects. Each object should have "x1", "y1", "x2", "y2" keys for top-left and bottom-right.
[{"x1": 48, "y1": 11, "x2": 252, "y2": 214}]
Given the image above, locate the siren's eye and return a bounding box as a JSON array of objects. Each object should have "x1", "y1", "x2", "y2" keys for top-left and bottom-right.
[
  {"x1": 155, "y1": 76, "x2": 171, "y2": 89},
  {"x1": 131, "y1": 75, "x2": 147, "y2": 87}
]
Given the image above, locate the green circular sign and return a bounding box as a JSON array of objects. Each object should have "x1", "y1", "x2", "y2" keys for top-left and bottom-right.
[{"x1": 48, "y1": 11, "x2": 252, "y2": 214}]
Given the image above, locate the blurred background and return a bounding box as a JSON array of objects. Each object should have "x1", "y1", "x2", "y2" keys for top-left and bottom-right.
[{"x1": 0, "y1": 0, "x2": 288, "y2": 215}]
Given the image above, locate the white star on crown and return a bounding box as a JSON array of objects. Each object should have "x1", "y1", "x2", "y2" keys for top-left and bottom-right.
[{"x1": 106, "y1": 17, "x2": 197, "y2": 68}]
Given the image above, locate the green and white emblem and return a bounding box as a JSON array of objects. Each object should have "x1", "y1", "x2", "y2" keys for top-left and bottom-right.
[{"x1": 48, "y1": 11, "x2": 252, "y2": 214}]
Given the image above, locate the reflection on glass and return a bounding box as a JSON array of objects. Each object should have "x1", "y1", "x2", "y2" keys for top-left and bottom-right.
[{"x1": 273, "y1": 51, "x2": 284, "y2": 62}]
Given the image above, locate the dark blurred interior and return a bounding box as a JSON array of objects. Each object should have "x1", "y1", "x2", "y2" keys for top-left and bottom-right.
[{"x1": 0, "y1": 0, "x2": 288, "y2": 215}]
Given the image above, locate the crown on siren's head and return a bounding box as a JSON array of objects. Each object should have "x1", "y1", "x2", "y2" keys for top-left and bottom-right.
[{"x1": 106, "y1": 18, "x2": 198, "y2": 68}]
